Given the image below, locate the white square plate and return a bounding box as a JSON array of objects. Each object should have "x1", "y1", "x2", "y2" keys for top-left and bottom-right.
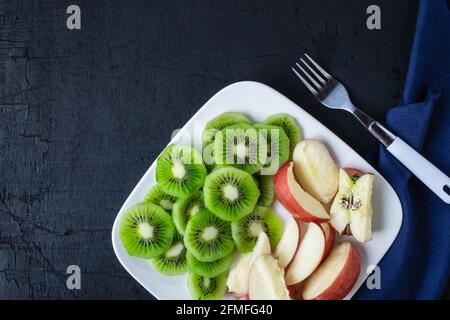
[{"x1": 111, "y1": 81, "x2": 403, "y2": 300}]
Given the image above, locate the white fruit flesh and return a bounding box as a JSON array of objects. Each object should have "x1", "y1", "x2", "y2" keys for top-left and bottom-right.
[
  {"x1": 330, "y1": 169, "x2": 373, "y2": 243},
  {"x1": 249, "y1": 221, "x2": 264, "y2": 237},
  {"x1": 285, "y1": 222, "x2": 326, "y2": 285},
  {"x1": 248, "y1": 255, "x2": 290, "y2": 300},
  {"x1": 349, "y1": 174, "x2": 373, "y2": 242},
  {"x1": 202, "y1": 226, "x2": 218, "y2": 241},
  {"x1": 190, "y1": 205, "x2": 200, "y2": 216},
  {"x1": 165, "y1": 242, "x2": 184, "y2": 258},
  {"x1": 227, "y1": 254, "x2": 252, "y2": 295},
  {"x1": 329, "y1": 207, "x2": 349, "y2": 234},
  {"x1": 172, "y1": 161, "x2": 186, "y2": 179},
  {"x1": 227, "y1": 232, "x2": 271, "y2": 295},
  {"x1": 286, "y1": 164, "x2": 329, "y2": 220},
  {"x1": 138, "y1": 222, "x2": 153, "y2": 239},
  {"x1": 223, "y1": 184, "x2": 239, "y2": 201},
  {"x1": 330, "y1": 169, "x2": 354, "y2": 233},
  {"x1": 292, "y1": 140, "x2": 339, "y2": 204},
  {"x1": 160, "y1": 199, "x2": 174, "y2": 211},
  {"x1": 235, "y1": 143, "x2": 247, "y2": 160},
  {"x1": 274, "y1": 216, "x2": 300, "y2": 268}
]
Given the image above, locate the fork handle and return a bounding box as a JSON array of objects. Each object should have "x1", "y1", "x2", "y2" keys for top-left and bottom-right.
[
  {"x1": 353, "y1": 109, "x2": 396, "y2": 146},
  {"x1": 351, "y1": 108, "x2": 450, "y2": 204},
  {"x1": 387, "y1": 137, "x2": 450, "y2": 204}
]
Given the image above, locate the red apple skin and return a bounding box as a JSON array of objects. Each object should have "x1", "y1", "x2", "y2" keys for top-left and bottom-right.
[
  {"x1": 343, "y1": 167, "x2": 365, "y2": 179},
  {"x1": 274, "y1": 163, "x2": 329, "y2": 223},
  {"x1": 320, "y1": 223, "x2": 336, "y2": 261},
  {"x1": 311, "y1": 243, "x2": 361, "y2": 300},
  {"x1": 287, "y1": 285, "x2": 298, "y2": 300}
]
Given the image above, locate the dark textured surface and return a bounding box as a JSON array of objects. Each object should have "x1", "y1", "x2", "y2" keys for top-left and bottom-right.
[{"x1": 1, "y1": 0, "x2": 445, "y2": 300}]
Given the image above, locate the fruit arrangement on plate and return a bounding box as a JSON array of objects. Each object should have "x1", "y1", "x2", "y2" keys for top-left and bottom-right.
[{"x1": 118, "y1": 112, "x2": 374, "y2": 300}]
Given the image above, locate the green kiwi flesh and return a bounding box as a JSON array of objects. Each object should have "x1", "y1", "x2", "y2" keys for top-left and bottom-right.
[
  {"x1": 231, "y1": 206, "x2": 283, "y2": 253},
  {"x1": 173, "y1": 191, "x2": 204, "y2": 235},
  {"x1": 254, "y1": 123, "x2": 290, "y2": 175},
  {"x1": 203, "y1": 167, "x2": 260, "y2": 222},
  {"x1": 213, "y1": 123, "x2": 262, "y2": 174},
  {"x1": 151, "y1": 232, "x2": 187, "y2": 276},
  {"x1": 263, "y1": 113, "x2": 302, "y2": 157},
  {"x1": 144, "y1": 184, "x2": 178, "y2": 213},
  {"x1": 186, "y1": 251, "x2": 233, "y2": 278},
  {"x1": 253, "y1": 174, "x2": 275, "y2": 207},
  {"x1": 156, "y1": 144, "x2": 207, "y2": 197},
  {"x1": 184, "y1": 209, "x2": 234, "y2": 262},
  {"x1": 202, "y1": 112, "x2": 252, "y2": 147},
  {"x1": 188, "y1": 272, "x2": 227, "y2": 300},
  {"x1": 119, "y1": 203, "x2": 174, "y2": 259}
]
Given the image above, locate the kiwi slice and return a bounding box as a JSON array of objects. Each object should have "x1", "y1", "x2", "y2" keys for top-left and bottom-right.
[
  {"x1": 143, "y1": 184, "x2": 178, "y2": 213},
  {"x1": 213, "y1": 123, "x2": 262, "y2": 174},
  {"x1": 184, "y1": 208, "x2": 235, "y2": 262},
  {"x1": 263, "y1": 113, "x2": 302, "y2": 157},
  {"x1": 231, "y1": 207, "x2": 283, "y2": 253},
  {"x1": 202, "y1": 112, "x2": 252, "y2": 147},
  {"x1": 253, "y1": 174, "x2": 275, "y2": 207},
  {"x1": 173, "y1": 191, "x2": 204, "y2": 235},
  {"x1": 203, "y1": 167, "x2": 260, "y2": 222},
  {"x1": 151, "y1": 232, "x2": 187, "y2": 276},
  {"x1": 119, "y1": 203, "x2": 174, "y2": 259},
  {"x1": 205, "y1": 162, "x2": 216, "y2": 173},
  {"x1": 156, "y1": 144, "x2": 207, "y2": 197},
  {"x1": 202, "y1": 142, "x2": 216, "y2": 173},
  {"x1": 254, "y1": 123, "x2": 290, "y2": 175},
  {"x1": 186, "y1": 251, "x2": 233, "y2": 278},
  {"x1": 188, "y1": 271, "x2": 227, "y2": 300}
]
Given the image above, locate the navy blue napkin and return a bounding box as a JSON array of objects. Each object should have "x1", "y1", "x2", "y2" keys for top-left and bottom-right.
[{"x1": 355, "y1": 0, "x2": 450, "y2": 299}]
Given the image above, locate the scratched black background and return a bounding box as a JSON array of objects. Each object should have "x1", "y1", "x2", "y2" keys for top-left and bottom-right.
[{"x1": 1, "y1": 0, "x2": 448, "y2": 299}]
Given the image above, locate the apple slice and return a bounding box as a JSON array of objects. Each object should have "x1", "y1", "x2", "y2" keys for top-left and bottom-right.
[
  {"x1": 330, "y1": 168, "x2": 374, "y2": 243},
  {"x1": 227, "y1": 232, "x2": 271, "y2": 295},
  {"x1": 320, "y1": 222, "x2": 336, "y2": 261},
  {"x1": 248, "y1": 254, "x2": 291, "y2": 300},
  {"x1": 274, "y1": 215, "x2": 301, "y2": 268},
  {"x1": 292, "y1": 140, "x2": 339, "y2": 204},
  {"x1": 285, "y1": 222, "x2": 326, "y2": 285},
  {"x1": 302, "y1": 242, "x2": 361, "y2": 300},
  {"x1": 292, "y1": 139, "x2": 339, "y2": 203},
  {"x1": 275, "y1": 162, "x2": 329, "y2": 222},
  {"x1": 349, "y1": 174, "x2": 374, "y2": 242}
]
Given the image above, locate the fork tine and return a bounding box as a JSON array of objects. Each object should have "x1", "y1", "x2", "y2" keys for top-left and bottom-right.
[
  {"x1": 295, "y1": 62, "x2": 322, "y2": 90},
  {"x1": 304, "y1": 53, "x2": 331, "y2": 79},
  {"x1": 291, "y1": 67, "x2": 318, "y2": 95},
  {"x1": 300, "y1": 58, "x2": 327, "y2": 85}
]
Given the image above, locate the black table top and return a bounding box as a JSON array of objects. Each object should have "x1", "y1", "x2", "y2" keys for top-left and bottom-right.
[{"x1": 1, "y1": 0, "x2": 447, "y2": 299}]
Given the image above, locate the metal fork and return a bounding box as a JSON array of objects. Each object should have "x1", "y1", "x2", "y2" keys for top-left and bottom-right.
[{"x1": 292, "y1": 53, "x2": 450, "y2": 204}]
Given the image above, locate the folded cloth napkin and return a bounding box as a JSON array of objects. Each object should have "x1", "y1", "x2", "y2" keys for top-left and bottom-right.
[{"x1": 355, "y1": 0, "x2": 450, "y2": 299}]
